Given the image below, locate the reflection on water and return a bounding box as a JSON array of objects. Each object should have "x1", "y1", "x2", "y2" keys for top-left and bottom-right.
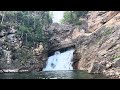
[{"x1": 0, "y1": 70, "x2": 109, "y2": 79}]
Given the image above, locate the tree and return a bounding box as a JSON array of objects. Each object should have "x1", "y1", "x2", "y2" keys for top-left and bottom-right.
[
  {"x1": 61, "y1": 11, "x2": 88, "y2": 25},
  {"x1": 0, "y1": 11, "x2": 53, "y2": 48},
  {"x1": 0, "y1": 11, "x2": 53, "y2": 68},
  {"x1": 61, "y1": 11, "x2": 73, "y2": 24}
]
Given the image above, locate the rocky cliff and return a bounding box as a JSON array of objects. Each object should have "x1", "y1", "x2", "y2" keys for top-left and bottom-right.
[
  {"x1": 46, "y1": 11, "x2": 120, "y2": 78},
  {"x1": 0, "y1": 11, "x2": 50, "y2": 72},
  {"x1": 0, "y1": 24, "x2": 47, "y2": 72},
  {"x1": 73, "y1": 11, "x2": 120, "y2": 78}
]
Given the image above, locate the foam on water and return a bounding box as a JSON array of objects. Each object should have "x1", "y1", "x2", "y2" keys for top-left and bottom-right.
[{"x1": 43, "y1": 49, "x2": 75, "y2": 71}]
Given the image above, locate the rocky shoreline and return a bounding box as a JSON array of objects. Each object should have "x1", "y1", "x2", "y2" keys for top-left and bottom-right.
[{"x1": 0, "y1": 69, "x2": 29, "y2": 73}]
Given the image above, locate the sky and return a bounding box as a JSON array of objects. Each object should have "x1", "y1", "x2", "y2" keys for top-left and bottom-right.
[{"x1": 52, "y1": 11, "x2": 64, "y2": 23}]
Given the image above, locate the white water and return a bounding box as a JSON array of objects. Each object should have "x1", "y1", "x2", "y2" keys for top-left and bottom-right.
[
  {"x1": 3, "y1": 50, "x2": 11, "y2": 64},
  {"x1": 43, "y1": 49, "x2": 75, "y2": 71}
]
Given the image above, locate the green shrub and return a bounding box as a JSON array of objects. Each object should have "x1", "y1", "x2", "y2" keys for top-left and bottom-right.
[
  {"x1": 103, "y1": 27, "x2": 112, "y2": 36},
  {"x1": 112, "y1": 55, "x2": 120, "y2": 60},
  {"x1": 61, "y1": 11, "x2": 88, "y2": 25}
]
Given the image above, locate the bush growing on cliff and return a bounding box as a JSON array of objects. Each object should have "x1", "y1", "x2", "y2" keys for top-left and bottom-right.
[{"x1": 11, "y1": 47, "x2": 34, "y2": 65}]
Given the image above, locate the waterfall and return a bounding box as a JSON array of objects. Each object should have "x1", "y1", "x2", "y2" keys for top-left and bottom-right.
[
  {"x1": 43, "y1": 49, "x2": 75, "y2": 71},
  {"x1": 3, "y1": 50, "x2": 11, "y2": 64}
]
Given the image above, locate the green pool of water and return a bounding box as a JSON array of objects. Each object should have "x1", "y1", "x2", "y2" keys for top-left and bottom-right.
[{"x1": 0, "y1": 70, "x2": 109, "y2": 79}]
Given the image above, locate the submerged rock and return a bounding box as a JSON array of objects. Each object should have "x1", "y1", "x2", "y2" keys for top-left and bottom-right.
[{"x1": 0, "y1": 70, "x2": 4, "y2": 73}]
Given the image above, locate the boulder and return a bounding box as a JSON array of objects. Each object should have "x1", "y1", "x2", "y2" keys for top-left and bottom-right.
[
  {"x1": 72, "y1": 51, "x2": 81, "y2": 69},
  {"x1": 88, "y1": 62, "x2": 105, "y2": 74},
  {"x1": 0, "y1": 70, "x2": 4, "y2": 73},
  {"x1": 112, "y1": 58, "x2": 120, "y2": 67},
  {"x1": 105, "y1": 62, "x2": 112, "y2": 69}
]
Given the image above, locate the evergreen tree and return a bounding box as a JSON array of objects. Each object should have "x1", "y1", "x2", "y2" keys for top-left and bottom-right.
[{"x1": 61, "y1": 11, "x2": 88, "y2": 25}]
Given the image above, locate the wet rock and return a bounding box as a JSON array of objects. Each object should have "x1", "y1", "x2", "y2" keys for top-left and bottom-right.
[
  {"x1": 2, "y1": 69, "x2": 19, "y2": 72},
  {"x1": 0, "y1": 70, "x2": 4, "y2": 73},
  {"x1": 88, "y1": 62, "x2": 105, "y2": 74},
  {"x1": 105, "y1": 62, "x2": 112, "y2": 69},
  {"x1": 72, "y1": 51, "x2": 81, "y2": 69},
  {"x1": 18, "y1": 67, "x2": 30, "y2": 72}
]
